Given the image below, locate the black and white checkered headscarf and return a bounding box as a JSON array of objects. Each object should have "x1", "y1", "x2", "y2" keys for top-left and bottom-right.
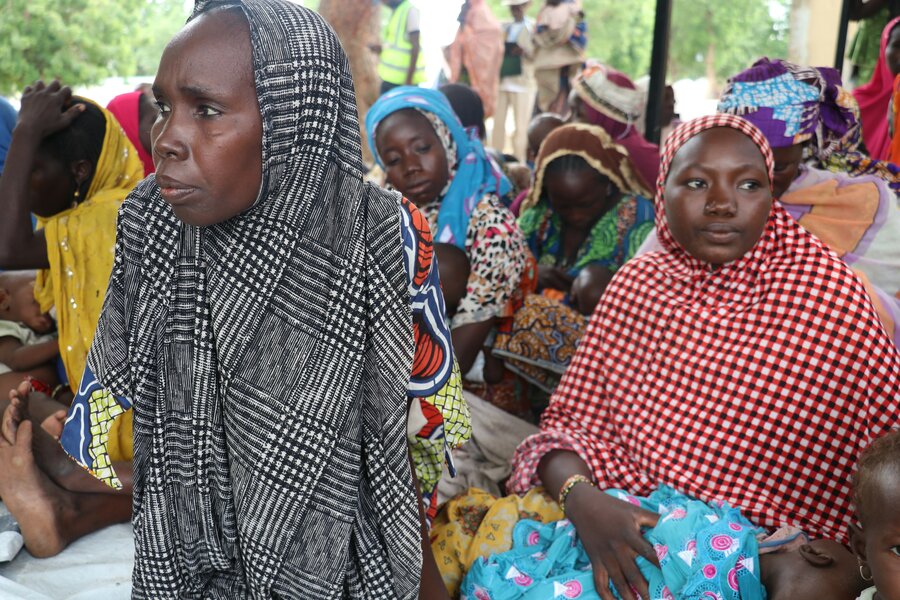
[{"x1": 88, "y1": 1, "x2": 422, "y2": 597}]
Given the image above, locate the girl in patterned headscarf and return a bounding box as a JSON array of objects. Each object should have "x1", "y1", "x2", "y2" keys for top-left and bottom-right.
[
  {"x1": 718, "y1": 57, "x2": 900, "y2": 340},
  {"x1": 367, "y1": 86, "x2": 536, "y2": 417}
]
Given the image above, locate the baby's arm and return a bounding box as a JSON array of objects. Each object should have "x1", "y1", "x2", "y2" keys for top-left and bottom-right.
[{"x1": 0, "y1": 336, "x2": 59, "y2": 372}]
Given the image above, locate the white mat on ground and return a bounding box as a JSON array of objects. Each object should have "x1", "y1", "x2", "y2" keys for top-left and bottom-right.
[
  {"x1": 438, "y1": 391, "x2": 538, "y2": 501},
  {"x1": 0, "y1": 510, "x2": 132, "y2": 600}
]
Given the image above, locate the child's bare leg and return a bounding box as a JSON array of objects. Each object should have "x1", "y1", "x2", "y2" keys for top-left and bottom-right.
[
  {"x1": 3, "y1": 381, "x2": 133, "y2": 495},
  {"x1": 0, "y1": 420, "x2": 131, "y2": 557},
  {"x1": 0, "y1": 365, "x2": 59, "y2": 401}
]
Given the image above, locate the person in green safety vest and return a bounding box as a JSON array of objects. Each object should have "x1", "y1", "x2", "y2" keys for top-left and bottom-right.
[{"x1": 373, "y1": 0, "x2": 425, "y2": 93}]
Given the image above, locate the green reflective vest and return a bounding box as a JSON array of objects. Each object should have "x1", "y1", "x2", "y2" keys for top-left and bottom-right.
[{"x1": 378, "y1": 1, "x2": 426, "y2": 85}]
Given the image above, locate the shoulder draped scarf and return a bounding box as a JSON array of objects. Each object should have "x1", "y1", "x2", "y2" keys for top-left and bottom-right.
[
  {"x1": 510, "y1": 114, "x2": 900, "y2": 543},
  {"x1": 87, "y1": 1, "x2": 423, "y2": 597}
]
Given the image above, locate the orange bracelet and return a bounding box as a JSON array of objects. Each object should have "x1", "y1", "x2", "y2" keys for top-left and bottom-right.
[{"x1": 558, "y1": 474, "x2": 594, "y2": 514}]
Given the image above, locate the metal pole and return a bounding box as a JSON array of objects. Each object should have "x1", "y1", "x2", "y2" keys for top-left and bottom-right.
[
  {"x1": 835, "y1": 0, "x2": 853, "y2": 71},
  {"x1": 645, "y1": 0, "x2": 674, "y2": 145}
]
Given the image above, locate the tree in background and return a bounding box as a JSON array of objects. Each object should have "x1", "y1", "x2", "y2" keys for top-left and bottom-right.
[
  {"x1": 0, "y1": 0, "x2": 188, "y2": 96},
  {"x1": 484, "y1": 0, "x2": 789, "y2": 93},
  {"x1": 317, "y1": 0, "x2": 381, "y2": 163},
  {"x1": 669, "y1": 0, "x2": 789, "y2": 95}
]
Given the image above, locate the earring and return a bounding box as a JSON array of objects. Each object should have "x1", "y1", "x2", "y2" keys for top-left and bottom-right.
[
  {"x1": 858, "y1": 560, "x2": 874, "y2": 582},
  {"x1": 71, "y1": 189, "x2": 80, "y2": 208}
]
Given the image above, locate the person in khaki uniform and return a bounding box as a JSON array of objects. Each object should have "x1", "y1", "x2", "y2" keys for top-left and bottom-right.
[{"x1": 492, "y1": 0, "x2": 537, "y2": 161}]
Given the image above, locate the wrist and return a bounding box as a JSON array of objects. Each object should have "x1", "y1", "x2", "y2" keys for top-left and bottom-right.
[
  {"x1": 11, "y1": 125, "x2": 43, "y2": 147},
  {"x1": 558, "y1": 473, "x2": 594, "y2": 515}
]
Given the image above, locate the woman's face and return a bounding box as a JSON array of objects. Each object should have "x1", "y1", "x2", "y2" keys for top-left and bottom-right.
[
  {"x1": 151, "y1": 9, "x2": 263, "y2": 227},
  {"x1": 29, "y1": 150, "x2": 75, "y2": 218},
  {"x1": 771, "y1": 143, "x2": 804, "y2": 199},
  {"x1": 544, "y1": 167, "x2": 613, "y2": 232},
  {"x1": 887, "y1": 25, "x2": 900, "y2": 77},
  {"x1": 664, "y1": 127, "x2": 772, "y2": 267},
  {"x1": 375, "y1": 109, "x2": 450, "y2": 207}
]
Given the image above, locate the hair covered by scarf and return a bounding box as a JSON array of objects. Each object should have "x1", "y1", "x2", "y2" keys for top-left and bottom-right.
[
  {"x1": 366, "y1": 86, "x2": 511, "y2": 249},
  {"x1": 87, "y1": 1, "x2": 424, "y2": 596},
  {"x1": 522, "y1": 122, "x2": 652, "y2": 214},
  {"x1": 573, "y1": 62, "x2": 645, "y2": 140},
  {"x1": 718, "y1": 57, "x2": 900, "y2": 197},
  {"x1": 509, "y1": 114, "x2": 900, "y2": 542}
]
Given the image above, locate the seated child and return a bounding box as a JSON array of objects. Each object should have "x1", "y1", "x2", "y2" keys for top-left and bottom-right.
[
  {"x1": 0, "y1": 271, "x2": 58, "y2": 378},
  {"x1": 569, "y1": 263, "x2": 613, "y2": 316},
  {"x1": 462, "y1": 486, "x2": 866, "y2": 600},
  {"x1": 850, "y1": 429, "x2": 900, "y2": 600},
  {"x1": 510, "y1": 113, "x2": 565, "y2": 216}
]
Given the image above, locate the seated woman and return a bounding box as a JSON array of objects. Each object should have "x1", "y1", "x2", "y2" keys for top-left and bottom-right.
[
  {"x1": 518, "y1": 122, "x2": 654, "y2": 312},
  {"x1": 432, "y1": 115, "x2": 899, "y2": 599},
  {"x1": 366, "y1": 86, "x2": 535, "y2": 417},
  {"x1": 568, "y1": 62, "x2": 660, "y2": 186},
  {"x1": 717, "y1": 58, "x2": 900, "y2": 342},
  {"x1": 0, "y1": 81, "x2": 143, "y2": 557}
]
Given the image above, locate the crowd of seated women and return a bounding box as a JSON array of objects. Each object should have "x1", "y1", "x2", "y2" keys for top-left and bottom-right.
[{"x1": 0, "y1": 5, "x2": 897, "y2": 599}]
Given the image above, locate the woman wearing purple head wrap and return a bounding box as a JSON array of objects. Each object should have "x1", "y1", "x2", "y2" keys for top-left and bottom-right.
[{"x1": 717, "y1": 57, "x2": 900, "y2": 344}]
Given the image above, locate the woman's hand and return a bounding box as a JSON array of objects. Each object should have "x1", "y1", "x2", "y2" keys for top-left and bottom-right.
[
  {"x1": 16, "y1": 80, "x2": 85, "y2": 141},
  {"x1": 565, "y1": 484, "x2": 660, "y2": 600},
  {"x1": 537, "y1": 264, "x2": 574, "y2": 293}
]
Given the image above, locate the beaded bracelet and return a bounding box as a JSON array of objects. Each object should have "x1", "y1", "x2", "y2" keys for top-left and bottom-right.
[{"x1": 558, "y1": 474, "x2": 594, "y2": 514}]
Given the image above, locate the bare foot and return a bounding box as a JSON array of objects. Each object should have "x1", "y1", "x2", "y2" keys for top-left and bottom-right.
[
  {"x1": 40, "y1": 410, "x2": 67, "y2": 440},
  {"x1": 2, "y1": 380, "x2": 32, "y2": 445},
  {"x1": 0, "y1": 420, "x2": 72, "y2": 557}
]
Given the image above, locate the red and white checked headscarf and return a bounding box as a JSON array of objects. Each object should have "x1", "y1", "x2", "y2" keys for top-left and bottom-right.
[{"x1": 510, "y1": 114, "x2": 900, "y2": 542}]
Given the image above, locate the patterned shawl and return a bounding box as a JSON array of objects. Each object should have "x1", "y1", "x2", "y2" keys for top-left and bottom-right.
[
  {"x1": 88, "y1": 2, "x2": 422, "y2": 597},
  {"x1": 510, "y1": 115, "x2": 900, "y2": 542},
  {"x1": 366, "y1": 86, "x2": 511, "y2": 249},
  {"x1": 854, "y1": 16, "x2": 900, "y2": 160},
  {"x1": 518, "y1": 123, "x2": 654, "y2": 275},
  {"x1": 718, "y1": 57, "x2": 900, "y2": 197}
]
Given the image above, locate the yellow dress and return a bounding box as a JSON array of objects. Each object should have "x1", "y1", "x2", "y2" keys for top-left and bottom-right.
[{"x1": 34, "y1": 99, "x2": 143, "y2": 462}]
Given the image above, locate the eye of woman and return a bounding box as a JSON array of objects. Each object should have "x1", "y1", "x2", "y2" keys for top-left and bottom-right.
[
  {"x1": 685, "y1": 178, "x2": 707, "y2": 190},
  {"x1": 197, "y1": 105, "x2": 221, "y2": 118},
  {"x1": 415, "y1": 144, "x2": 432, "y2": 154},
  {"x1": 773, "y1": 163, "x2": 791, "y2": 173},
  {"x1": 155, "y1": 100, "x2": 170, "y2": 115},
  {"x1": 738, "y1": 180, "x2": 763, "y2": 191},
  {"x1": 891, "y1": 545, "x2": 900, "y2": 557}
]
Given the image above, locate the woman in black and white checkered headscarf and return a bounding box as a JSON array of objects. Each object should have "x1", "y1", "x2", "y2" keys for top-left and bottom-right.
[{"x1": 56, "y1": 1, "x2": 467, "y2": 597}]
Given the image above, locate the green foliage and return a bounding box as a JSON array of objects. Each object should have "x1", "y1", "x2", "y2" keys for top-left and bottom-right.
[
  {"x1": 484, "y1": 0, "x2": 789, "y2": 85},
  {"x1": 669, "y1": 0, "x2": 790, "y2": 83},
  {"x1": 0, "y1": 0, "x2": 189, "y2": 97}
]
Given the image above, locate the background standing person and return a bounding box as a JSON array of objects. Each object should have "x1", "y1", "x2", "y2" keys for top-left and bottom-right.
[
  {"x1": 446, "y1": 0, "x2": 505, "y2": 118},
  {"x1": 375, "y1": 0, "x2": 425, "y2": 94},
  {"x1": 532, "y1": 0, "x2": 585, "y2": 114},
  {"x1": 853, "y1": 16, "x2": 900, "y2": 160},
  {"x1": 492, "y1": 0, "x2": 537, "y2": 161}
]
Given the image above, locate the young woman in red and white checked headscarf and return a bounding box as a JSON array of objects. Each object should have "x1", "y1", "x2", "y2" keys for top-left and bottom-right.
[{"x1": 507, "y1": 114, "x2": 900, "y2": 600}]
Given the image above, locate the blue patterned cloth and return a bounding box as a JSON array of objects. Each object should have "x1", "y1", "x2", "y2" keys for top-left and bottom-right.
[
  {"x1": 461, "y1": 486, "x2": 767, "y2": 600},
  {"x1": 365, "y1": 86, "x2": 511, "y2": 249}
]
